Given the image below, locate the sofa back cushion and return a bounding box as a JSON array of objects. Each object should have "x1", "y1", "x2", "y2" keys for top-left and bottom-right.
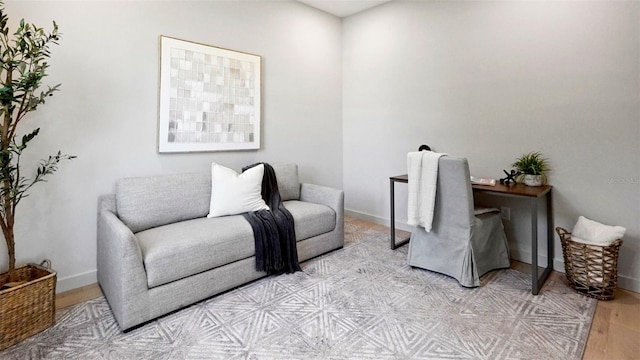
[
  {"x1": 114, "y1": 164, "x2": 299, "y2": 233},
  {"x1": 116, "y1": 172, "x2": 211, "y2": 233},
  {"x1": 272, "y1": 163, "x2": 300, "y2": 201}
]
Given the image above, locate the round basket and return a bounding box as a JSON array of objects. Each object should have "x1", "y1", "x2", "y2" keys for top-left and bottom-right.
[{"x1": 556, "y1": 227, "x2": 622, "y2": 301}]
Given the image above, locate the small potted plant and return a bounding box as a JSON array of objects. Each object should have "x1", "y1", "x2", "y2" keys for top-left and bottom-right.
[{"x1": 511, "y1": 151, "x2": 549, "y2": 186}]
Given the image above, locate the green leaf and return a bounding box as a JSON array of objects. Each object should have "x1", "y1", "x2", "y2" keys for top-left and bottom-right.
[{"x1": 20, "y1": 128, "x2": 39, "y2": 148}]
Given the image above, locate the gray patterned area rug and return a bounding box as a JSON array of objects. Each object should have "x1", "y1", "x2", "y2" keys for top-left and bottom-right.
[{"x1": 3, "y1": 220, "x2": 596, "y2": 359}]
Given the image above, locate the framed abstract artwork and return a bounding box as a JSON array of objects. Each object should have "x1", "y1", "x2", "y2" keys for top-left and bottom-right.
[{"x1": 158, "y1": 36, "x2": 261, "y2": 152}]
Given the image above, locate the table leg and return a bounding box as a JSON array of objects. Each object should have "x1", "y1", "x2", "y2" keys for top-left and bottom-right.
[
  {"x1": 390, "y1": 178, "x2": 410, "y2": 250},
  {"x1": 531, "y1": 193, "x2": 553, "y2": 295},
  {"x1": 531, "y1": 198, "x2": 540, "y2": 295},
  {"x1": 390, "y1": 179, "x2": 396, "y2": 249},
  {"x1": 547, "y1": 190, "x2": 554, "y2": 270}
]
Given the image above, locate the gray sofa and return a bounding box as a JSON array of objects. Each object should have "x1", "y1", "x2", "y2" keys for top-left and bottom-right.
[{"x1": 97, "y1": 164, "x2": 344, "y2": 330}]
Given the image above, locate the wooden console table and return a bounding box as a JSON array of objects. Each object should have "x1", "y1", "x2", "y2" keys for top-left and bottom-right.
[{"x1": 472, "y1": 182, "x2": 554, "y2": 295}]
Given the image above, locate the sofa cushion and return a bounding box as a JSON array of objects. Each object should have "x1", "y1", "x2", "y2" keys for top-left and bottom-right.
[
  {"x1": 284, "y1": 200, "x2": 336, "y2": 241},
  {"x1": 137, "y1": 215, "x2": 255, "y2": 288},
  {"x1": 137, "y1": 199, "x2": 334, "y2": 289},
  {"x1": 273, "y1": 164, "x2": 300, "y2": 201},
  {"x1": 116, "y1": 172, "x2": 211, "y2": 233}
]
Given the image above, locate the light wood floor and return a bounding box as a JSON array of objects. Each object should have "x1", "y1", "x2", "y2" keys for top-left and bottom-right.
[{"x1": 56, "y1": 217, "x2": 639, "y2": 359}]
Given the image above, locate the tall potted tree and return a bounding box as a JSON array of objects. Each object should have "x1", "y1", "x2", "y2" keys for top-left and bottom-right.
[{"x1": 0, "y1": 2, "x2": 74, "y2": 350}]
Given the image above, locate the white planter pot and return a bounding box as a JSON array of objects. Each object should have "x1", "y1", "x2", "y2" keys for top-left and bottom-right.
[{"x1": 523, "y1": 174, "x2": 543, "y2": 186}]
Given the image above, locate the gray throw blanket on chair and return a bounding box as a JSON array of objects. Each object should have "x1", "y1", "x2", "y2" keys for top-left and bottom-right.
[{"x1": 242, "y1": 163, "x2": 301, "y2": 274}]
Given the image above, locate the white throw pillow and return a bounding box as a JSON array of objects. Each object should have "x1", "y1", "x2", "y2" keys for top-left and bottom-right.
[
  {"x1": 571, "y1": 216, "x2": 626, "y2": 246},
  {"x1": 207, "y1": 163, "x2": 269, "y2": 218}
]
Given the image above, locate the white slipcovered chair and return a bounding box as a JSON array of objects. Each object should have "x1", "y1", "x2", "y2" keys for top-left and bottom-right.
[{"x1": 407, "y1": 155, "x2": 510, "y2": 287}]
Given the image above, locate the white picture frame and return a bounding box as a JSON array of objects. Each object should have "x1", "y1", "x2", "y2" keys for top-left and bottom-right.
[{"x1": 158, "y1": 36, "x2": 261, "y2": 153}]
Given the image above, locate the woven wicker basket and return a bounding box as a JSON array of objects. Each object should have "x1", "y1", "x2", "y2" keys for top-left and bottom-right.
[
  {"x1": 556, "y1": 227, "x2": 622, "y2": 301},
  {"x1": 0, "y1": 263, "x2": 56, "y2": 350}
]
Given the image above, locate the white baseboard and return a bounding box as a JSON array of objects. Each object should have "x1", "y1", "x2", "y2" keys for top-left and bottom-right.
[
  {"x1": 618, "y1": 275, "x2": 640, "y2": 293},
  {"x1": 56, "y1": 269, "x2": 97, "y2": 294},
  {"x1": 554, "y1": 258, "x2": 566, "y2": 273},
  {"x1": 345, "y1": 209, "x2": 413, "y2": 232},
  {"x1": 509, "y1": 247, "x2": 560, "y2": 272}
]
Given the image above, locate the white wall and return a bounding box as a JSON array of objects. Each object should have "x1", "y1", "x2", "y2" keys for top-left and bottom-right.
[
  {"x1": 3, "y1": 0, "x2": 638, "y2": 294},
  {"x1": 0, "y1": 0, "x2": 343, "y2": 292},
  {"x1": 343, "y1": 1, "x2": 640, "y2": 291}
]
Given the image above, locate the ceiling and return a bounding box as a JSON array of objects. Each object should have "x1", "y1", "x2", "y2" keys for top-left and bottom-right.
[{"x1": 297, "y1": 0, "x2": 393, "y2": 18}]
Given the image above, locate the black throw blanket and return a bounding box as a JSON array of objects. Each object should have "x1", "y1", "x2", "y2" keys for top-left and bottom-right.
[{"x1": 242, "y1": 163, "x2": 301, "y2": 274}]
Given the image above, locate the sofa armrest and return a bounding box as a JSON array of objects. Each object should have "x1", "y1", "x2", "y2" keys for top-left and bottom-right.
[
  {"x1": 98, "y1": 194, "x2": 117, "y2": 214},
  {"x1": 97, "y1": 209, "x2": 147, "y2": 328},
  {"x1": 299, "y1": 183, "x2": 344, "y2": 251},
  {"x1": 300, "y1": 183, "x2": 344, "y2": 218},
  {"x1": 300, "y1": 183, "x2": 343, "y2": 209}
]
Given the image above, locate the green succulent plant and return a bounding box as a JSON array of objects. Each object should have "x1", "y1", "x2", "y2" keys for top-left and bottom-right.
[{"x1": 512, "y1": 151, "x2": 549, "y2": 183}]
